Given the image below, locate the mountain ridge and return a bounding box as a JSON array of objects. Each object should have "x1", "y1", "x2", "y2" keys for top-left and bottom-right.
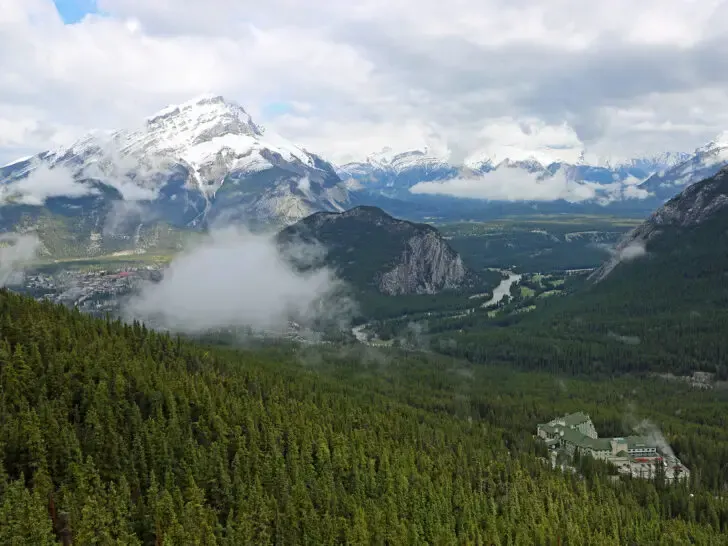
[
  {"x1": 592, "y1": 166, "x2": 728, "y2": 282},
  {"x1": 338, "y1": 141, "x2": 726, "y2": 211}
]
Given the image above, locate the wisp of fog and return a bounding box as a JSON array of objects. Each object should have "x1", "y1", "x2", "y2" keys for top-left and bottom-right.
[
  {"x1": 0, "y1": 234, "x2": 41, "y2": 287},
  {"x1": 125, "y1": 227, "x2": 355, "y2": 334}
]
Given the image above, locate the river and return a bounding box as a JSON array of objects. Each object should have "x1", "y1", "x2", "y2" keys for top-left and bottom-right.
[
  {"x1": 481, "y1": 270, "x2": 522, "y2": 308},
  {"x1": 352, "y1": 269, "x2": 523, "y2": 344}
]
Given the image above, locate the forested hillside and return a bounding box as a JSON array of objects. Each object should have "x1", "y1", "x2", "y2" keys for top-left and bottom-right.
[
  {"x1": 1, "y1": 290, "x2": 728, "y2": 544},
  {"x1": 434, "y1": 170, "x2": 728, "y2": 377}
]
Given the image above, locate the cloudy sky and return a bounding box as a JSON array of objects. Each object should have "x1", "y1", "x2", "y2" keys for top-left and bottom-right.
[{"x1": 2, "y1": 0, "x2": 728, "y2": 166}]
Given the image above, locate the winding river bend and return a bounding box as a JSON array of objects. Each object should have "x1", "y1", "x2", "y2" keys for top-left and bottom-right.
[
  {"x1": 481, "y1": 270, "x2": 522, "y2": 308},
  {"x1": 352, "y1": 269, "x2": 523, "y2": 344}
]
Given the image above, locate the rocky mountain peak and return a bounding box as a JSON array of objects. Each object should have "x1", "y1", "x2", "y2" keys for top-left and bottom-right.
[
  {"x1": 145, "y1": 95, "x2": 262, "y2": 141},
  {"x1": 696, "y1": 131, "x2": 728, "y2": 154}
]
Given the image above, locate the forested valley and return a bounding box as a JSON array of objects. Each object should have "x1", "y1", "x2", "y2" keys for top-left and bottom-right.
[{"x1": 1, "y1": 289, "x2": 728, "y2": 544}]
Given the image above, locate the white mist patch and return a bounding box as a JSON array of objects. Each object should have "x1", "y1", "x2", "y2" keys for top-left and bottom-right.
[
  {"x1": 0, "y1": 165, "x2": 98, "y2": 206},
  {"x1": 635, "y1": 419, "x2": 674, "y2": 458},
  {"x1": 79, "y1": 141, "x2": 164, "y2": 201},
  {"x1": 0, "y1": 234, "x2": 41, "y2": 286},
  {"x1": 618, "y1": 241, "x2": 647, "y2": 262},
  {"x1": 410, "y1": 169, "x2": 652, "y2": 204},
  {"x1": 297, "y1": 176, "x2": 311, "y2": 193},
  {"x1": 410, "y1": 170, "x2": 595, "y2": 202},
  {"x1": 125, "y1": 228, "x2": 354, "y2": 334},
  {"x1": 103, "y1": 200, "x2": 163, "y2": 238}
]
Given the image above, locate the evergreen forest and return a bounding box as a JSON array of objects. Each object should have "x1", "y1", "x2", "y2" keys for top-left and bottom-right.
[{"x1": 1, "y1": 290, "x2": 728, "y2": 544}]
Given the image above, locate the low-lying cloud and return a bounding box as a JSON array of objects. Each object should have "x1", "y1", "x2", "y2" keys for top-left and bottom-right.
[
  {"x1": 618, "y1": 241, "x2": 647, "y2": 262},
  {"x1": 79, "y1": 139, "x2": 167, "y2": 202},
  {"x1": 409, "y1": 167, "x2": 652, "y2": 204},
  {"x1": 410, "y1": 169, "x2": 596, "y2": 203},
  {"x1": 0, "y1": 165, "x2": 98, "y2": 205},
  {"x1": 124, "y1": 227, "x2": 355, "y2": 335},
  {"x1": 0, "y1": 233, "x2": 41, "y2": 286},
  {"x1": 1, "y1": 137, "x2": 169, "y2": 210}
]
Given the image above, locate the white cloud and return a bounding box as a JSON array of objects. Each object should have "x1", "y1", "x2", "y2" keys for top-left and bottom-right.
[
  {"x1": 0, "y1": 164, "x2": 98, "y2": 205},
  {"x1": 410, "y1": 165, "x2": 654, "y2": 203},
  {"x1": 618, "y1": 241, "x2": 647, "y2": 262},
  {"x1": 296, "y1": 176, "x2": 311, "y2": 193},
  {"x1": 411, "y1": 169, "x2": 597, "y2": 202},
  {"x1": 623, "y1": 184, "x2": 651, "y2": 200},
  {"x1": 465, "y1": 119, "x2": 586, "y2": 166},
  {"x1": 0, "y1": 233, "x2": 41, "y2": 286},
  {"x1": 125, "y1": 228, "x2": 355, "y2": 334},
  {"x1": 2, "y1": 0, "x2": 728, "y2": 165}
]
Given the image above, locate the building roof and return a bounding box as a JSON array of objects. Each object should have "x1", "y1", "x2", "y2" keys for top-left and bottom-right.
[
  {"x1": 623, "y1": 436, "x2": 657, "y2": 450},
  {"x1": 537, "y1": 423, "x2": 558, "y2": 435},
  {"x1": 554, "y1": 426, "x2": 612, "y2": 451},
  {"x1": 561, "y1": 412, "x2": 591, "y2": 427},
  {"x1": 538, "y1": 414, "x2": 661, "y2": 456},
  {"x1": 539, "y1": 413, "x2": 591, "y2": 435}
]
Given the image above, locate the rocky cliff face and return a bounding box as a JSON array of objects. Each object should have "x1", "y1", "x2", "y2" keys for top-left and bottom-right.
[
  {"x1": 591, "y1": 167, "x2": 728, "y2": 282},
  {"x1": 378, "y1": 230, "x2": 469, "y2": 295},
  {"x1": 277, "y1": 206, "x2": 476, "y2": 295}
]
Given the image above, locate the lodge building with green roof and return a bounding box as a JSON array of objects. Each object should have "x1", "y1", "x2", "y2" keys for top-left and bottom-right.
[{"x1": 537, "y1": 412, "x2": 658, "y2": 461}]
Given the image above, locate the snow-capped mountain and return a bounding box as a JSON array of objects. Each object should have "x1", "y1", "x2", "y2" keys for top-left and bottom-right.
[
  {"x1": 638, "y1": 132, "x2": 728, "y2": 202},
  {"x1": 464, "y1": 142, "x2": 586, "y2": 172},
  {"x1": 339, "y1": 145, "x2": 689, "y2": 210},
  {"x1": 610, "y1": 152, "x2": 692, "y2": 174},
  {"x1": 0, "y1": 95, "x2": 350, "y2": 256},
  {"x1": 337, "y1": 148, "x2": 457, "y2": 198}
]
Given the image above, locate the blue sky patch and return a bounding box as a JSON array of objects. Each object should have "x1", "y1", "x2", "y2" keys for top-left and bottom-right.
[
  {"x1": 262, "y1": 101, "x2": 294, "y2": 117},
  {"x1": 53, "y1": 0, "x2": 98, "y2": 24}
]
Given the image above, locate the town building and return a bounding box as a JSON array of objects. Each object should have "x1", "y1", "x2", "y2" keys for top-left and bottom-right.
[{"x1": 537, "y1": 412, "x2": 689, "y2": 482}]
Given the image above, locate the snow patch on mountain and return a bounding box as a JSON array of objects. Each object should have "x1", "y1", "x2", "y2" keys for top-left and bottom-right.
[
  {"x1": 2, "y1": 155, "x2": 33, "y2": 169},
  {"x1": 696, "y1": 131, "x2": 728, "y2": 154},
  {"x1": 610, "y1": 152, "x2": 691, "y2": 173}
]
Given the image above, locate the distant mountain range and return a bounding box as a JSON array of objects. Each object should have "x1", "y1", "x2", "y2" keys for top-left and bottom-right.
[
  {"x1": 636, "y1": 132, "x2": 728, "y2": 202},
  {"x1": 2, "y1": 94, "x2": 728, "y2": 259},
  {"x1": 338, "y1": 139, "x2": 728, "y2": 214}
]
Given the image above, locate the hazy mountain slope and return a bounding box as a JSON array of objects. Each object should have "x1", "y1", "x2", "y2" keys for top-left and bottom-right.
[{"x1": 277, "y1": 206, "x2": 478, "y2": 295}]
